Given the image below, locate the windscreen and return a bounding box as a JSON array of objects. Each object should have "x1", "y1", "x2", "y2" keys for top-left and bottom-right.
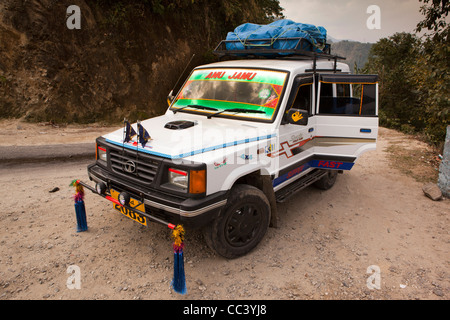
[{"x1": 171, "y1": 68, "x2": 288, "y2": 121}]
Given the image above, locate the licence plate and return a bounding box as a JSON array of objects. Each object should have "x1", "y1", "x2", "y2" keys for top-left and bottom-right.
[{"x1": 110, "y1": 190, "x2": 147, "y2": 226}]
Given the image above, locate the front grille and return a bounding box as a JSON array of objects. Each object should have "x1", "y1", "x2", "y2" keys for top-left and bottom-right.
[{"x1": 109, "y1": 148, "x2": 161, "y2": 184}]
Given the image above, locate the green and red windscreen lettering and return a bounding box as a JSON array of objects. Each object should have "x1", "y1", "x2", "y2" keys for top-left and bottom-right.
[{"x1": 172, "y1": 68, "x2": 288, "y2": 121}]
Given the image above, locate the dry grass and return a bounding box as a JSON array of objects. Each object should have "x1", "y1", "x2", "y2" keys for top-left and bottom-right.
[{"x1": 385, "y1": 138, "x2": 441, "y2": 184}]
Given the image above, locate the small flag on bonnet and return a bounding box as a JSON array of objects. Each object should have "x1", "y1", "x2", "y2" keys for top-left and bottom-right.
[
  {"x1": 137, "y1": 121, "x2": 151, "y2": 147},
  {"x1": 123, "y1": 119, "x2": 137, "y2": 143}
]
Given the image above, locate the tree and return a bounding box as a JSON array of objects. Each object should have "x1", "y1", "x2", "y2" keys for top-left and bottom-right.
[
  {"x1": 362, "y1": 1, "x2": 449, "y2": 146},
  {"x1": 415, "y1": 0, "x2": 450, "y2": 144},
  {"x1": 363, "y1": 33, "x2": 423, "y2": 131},
  {"x1": 416, "y1": 0, "x2": 449, "y2": 42}
]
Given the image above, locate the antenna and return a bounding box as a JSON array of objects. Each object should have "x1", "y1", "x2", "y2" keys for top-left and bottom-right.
[{"x1": 167, "y1": 54, "x2": 195, "y2": 106}]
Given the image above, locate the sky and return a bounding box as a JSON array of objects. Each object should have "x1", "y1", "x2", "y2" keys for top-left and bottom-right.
[{"x1": 278, "y1": 0, "x2": 426, "y2": 43}]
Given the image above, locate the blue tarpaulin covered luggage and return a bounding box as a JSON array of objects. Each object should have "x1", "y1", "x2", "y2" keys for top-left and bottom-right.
[{"x1": 225, "y1": 19, "x2": 328, "y2": 55}]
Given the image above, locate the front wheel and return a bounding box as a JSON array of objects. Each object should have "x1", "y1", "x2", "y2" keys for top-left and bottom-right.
[{"x1": 203, "y1": 185, "x2": 271, "y2": 259}]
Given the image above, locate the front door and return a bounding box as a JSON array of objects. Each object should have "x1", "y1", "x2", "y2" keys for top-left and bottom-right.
[{"x1": 271, "y1": 75, "x2": 316, "y2": 190}]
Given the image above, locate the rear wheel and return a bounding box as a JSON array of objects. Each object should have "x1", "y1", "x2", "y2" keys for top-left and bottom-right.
[
  {"x1": 313, "y1": 170, "x2": 338, "y2": 190},
  {"x1": 203, "y1": 184, "x2": 271, "y2": 259}
]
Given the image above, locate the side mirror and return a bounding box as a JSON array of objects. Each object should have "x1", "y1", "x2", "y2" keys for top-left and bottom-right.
[
  {"x1": 167, "y1": 90, "x2": 174, "y2": 106},
  {"x1": 286, "y1": 108, "x2": 308, "y2": 125}
]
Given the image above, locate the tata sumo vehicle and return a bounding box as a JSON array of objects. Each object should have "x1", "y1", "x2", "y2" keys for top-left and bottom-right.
[{"x1": 80, "y1": 33, "x2": 378, "y2": 259}]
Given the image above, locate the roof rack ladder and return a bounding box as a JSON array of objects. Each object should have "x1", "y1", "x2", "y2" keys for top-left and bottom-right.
[
  {"x1": 333, "y1": 56, "x2": 338, "y2": 73},
  {"x1": 313, "y1": 54, "x2": 317, "y2": 74}
]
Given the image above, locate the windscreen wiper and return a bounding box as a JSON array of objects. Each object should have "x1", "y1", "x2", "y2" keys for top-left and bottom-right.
[
  {"x1": 172, "y1": 104, "x2": 218, "y2": 114},
  {"x1": 207, "y1": 108, "x2": 266, "y2": 119}
]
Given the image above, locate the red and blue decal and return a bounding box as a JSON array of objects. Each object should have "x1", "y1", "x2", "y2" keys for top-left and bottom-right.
[
  {"x1": 310, "y1": 160, "x2": 354, "y2": 170},
  {"x1": 273, "y1": 159, "x2": 354, "y2": 187},
  {"x1": 268, "y1": 138, "x2": 313, "y2": 158}
]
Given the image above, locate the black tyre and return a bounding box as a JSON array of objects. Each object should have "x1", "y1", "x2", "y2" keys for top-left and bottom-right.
[
  {"x1": 203, "y1": 184, "x2": 271, "y2": 259},
  {"x1": 313, "y1": 170, "x2": 338, "y2": 190}
]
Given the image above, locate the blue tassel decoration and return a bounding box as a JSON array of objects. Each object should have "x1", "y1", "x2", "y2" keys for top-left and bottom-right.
[
  {"x1": 171, "y1": 225, "x2": 187, "y2": 295},
  {"x1": 70, "y1": 179, "x2": 87, "y2": 233},
  {"x1": 75, "y1": 200, "x2": 88, "y2": 232},
  {"x1": 171, "y1": 248, "x2": 187, "y2": 295}
]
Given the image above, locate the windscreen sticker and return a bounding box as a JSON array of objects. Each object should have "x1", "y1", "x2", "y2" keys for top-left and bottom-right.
[
  {"x1": 263, "y1": 85, "x2": 283, "y2": 109},
  {"x1": 264, "y1": 97, "x2": 279, "y2": 109},
  {"x1": 204, "y1": 71, "x2": 226, "y2": 79},
  {"x1": 227, "y1": 71, "x2": 257, "y2": 81},
  {"x1": 187, "y1": 68, "x2": 287, "y2": 86},
  {"x1": 173, "y1": 68, "x2": 288, "y2": 121},
  {"x1": 271, "y1": 84, "x2": 283, "y2": 95},
  {"x1": 258, "y1": 88, "x2": 271, "y2": 99}
]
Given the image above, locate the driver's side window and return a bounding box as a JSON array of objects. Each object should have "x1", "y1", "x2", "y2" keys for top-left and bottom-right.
[
  {"x1": 291, "y1": 82, "x2": 313, "y2": 115},
  {"x1": 283, "y1": 76, "x2": 314, "y2": 125}
]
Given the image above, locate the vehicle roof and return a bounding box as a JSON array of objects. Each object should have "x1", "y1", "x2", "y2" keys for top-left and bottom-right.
[{"x1": 196, "y1": 58, "x2": 351, "y2": 74}]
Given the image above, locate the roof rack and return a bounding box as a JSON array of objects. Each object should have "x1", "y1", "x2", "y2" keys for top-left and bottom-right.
[{"x1": 213, "y1": 37, "x2": 346, "y2": 73}]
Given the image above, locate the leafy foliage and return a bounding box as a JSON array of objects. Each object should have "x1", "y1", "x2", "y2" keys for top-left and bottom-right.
[
  {"x1": 363, "y1": 1, "x2": 449, "y2": 146},
  {"x1": 416, "y1": 0, "x2": 449, "y2": 42},
  {"x1": 94, "y1": 0, "x2": 284, "y2": 29}
]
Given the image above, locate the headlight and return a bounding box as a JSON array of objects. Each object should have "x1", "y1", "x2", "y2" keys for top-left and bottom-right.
[
  {"x1": 97, "y1": 145, "x2": 107, "y2": 162},
  {"x1": 167, "y1": 168, "x2": 206, "y2": 194},
  {"x1": 118, "y1": 192, "x2": 130, "y2": 206},
  {"x1": 95, "y1": 182, "x2": 107, "y2": 195},
  {"x1": 168, "y1": 168, "x2": 188, "y2": 190}
]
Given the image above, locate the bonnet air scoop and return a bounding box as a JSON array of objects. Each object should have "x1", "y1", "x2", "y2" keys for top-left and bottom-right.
[{"x1": 164, "y1": 120, "x2": 197, "y2": 130}]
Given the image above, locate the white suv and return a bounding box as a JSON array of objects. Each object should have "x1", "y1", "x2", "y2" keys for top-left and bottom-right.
[{"x1": 83, "y1": 49, "x2": 378, "y2": 259}]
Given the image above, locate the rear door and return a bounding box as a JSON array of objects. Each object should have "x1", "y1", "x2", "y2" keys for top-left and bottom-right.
[{"x1": 314, "y1": 74, "x2": 378, "y2": 166}]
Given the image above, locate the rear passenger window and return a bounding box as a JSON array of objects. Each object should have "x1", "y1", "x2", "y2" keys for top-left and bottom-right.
[
  {"x1": 317, "y1": 74, "x2": 378, "y2": 116},
  {"x1": 355, "y1": 83, "x2": 377, "y2": 115},
  {"x1": 337, "y1": 83, "x2": 350, "y2": 97}
]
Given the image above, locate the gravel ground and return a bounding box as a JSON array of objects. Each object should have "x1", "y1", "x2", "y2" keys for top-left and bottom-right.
[{"x1": 0, "y1": 121, "x2": 448, "y2": 300}]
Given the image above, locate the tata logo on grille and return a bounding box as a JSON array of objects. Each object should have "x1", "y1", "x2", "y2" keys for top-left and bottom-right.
[{"x1": 123, "y1": 161, "x2": 136, "y2": 173}]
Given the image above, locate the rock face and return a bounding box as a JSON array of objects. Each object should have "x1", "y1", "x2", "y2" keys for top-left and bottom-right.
[
  {"x1": 437, "y1": 126, "x2": 450, "y2": 198},
  {"x1": 0, "y1": 0, "x2": 282, "y2": 124},
  {"x1": 0, "y1": 0, "x2": 203, "y2": 123}
]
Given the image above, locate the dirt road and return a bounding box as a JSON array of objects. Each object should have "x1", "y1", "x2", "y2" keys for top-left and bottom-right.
[{"x1": 0, "y1": 121, "x2": 448, "y2": 300}]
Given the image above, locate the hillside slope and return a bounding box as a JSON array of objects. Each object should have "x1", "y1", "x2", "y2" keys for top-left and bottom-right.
[
  {"x1": 0, "y1": 0, "x2": 282, "y2": 123},
  {"x1": 330, "y1": 40, "x2": 372, "y2": 73}
]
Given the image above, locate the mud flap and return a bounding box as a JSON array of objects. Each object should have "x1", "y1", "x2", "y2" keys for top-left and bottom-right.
[{"x1": 262, "y1": 175, "x2": 279, "y2": 228}]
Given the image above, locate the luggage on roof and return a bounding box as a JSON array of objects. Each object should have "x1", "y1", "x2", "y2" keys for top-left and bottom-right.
[{"x1": 224, "y1": 19, "x2": 328, "y2": 56}]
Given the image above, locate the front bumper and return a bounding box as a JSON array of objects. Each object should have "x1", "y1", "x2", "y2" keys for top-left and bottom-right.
[{"x1": 86, "y1": 163, "x2": 227, "y2": 229}]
